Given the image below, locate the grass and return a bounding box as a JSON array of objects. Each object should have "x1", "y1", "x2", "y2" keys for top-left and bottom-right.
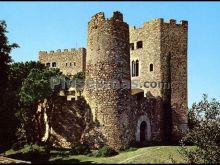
[
  {"x1": 49, "y1": 146, "x2": 195, "y2": 164},
  {"x1": 2, "y1": 145, "x2": 195, "y2": 164}
]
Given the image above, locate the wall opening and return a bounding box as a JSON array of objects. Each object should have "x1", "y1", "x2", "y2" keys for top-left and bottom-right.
[
  {"x1": 135, "y1": 115, "x2": 151, "y2": 142},
  {"x1": 46, "y1": 63, "x2": 50, "y2": 67},
  {"x1": 136, "y1": 41, "x2": 143, "y2": 49},
  {"x1": 140, "y1": 121, "x2": 147, "y2": 142},
  {"x1": 132, "y1": 60, "x2": 135, "y2": 77},
  {"x1": 52, "y1": 62, "x2": 56, "y2": 67},
  {"x1": 150, "y1": 64, "x2": 153, "y2": 72},
  {"x1": 136, "y1": 60, "x2": 139, "y2": 76},
  {"x1": 130, "y1": 43, "x2": 134, "y2": 50}
]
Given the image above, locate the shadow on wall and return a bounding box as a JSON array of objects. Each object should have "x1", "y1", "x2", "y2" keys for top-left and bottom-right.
[{"x1": 36, "y1": 96, "x2": 107, "y2": 150}]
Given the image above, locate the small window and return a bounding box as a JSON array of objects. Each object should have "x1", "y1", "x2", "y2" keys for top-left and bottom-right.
[
  {"x1": 150, "y1": 64, "x2": 153, "y2": 72},
  {"x1": 74, "y1": 62, "x2": 76, "y2": 66},
  {"x1": 65, "y1": 63, "x2": 68, "y2": 67},
  {"x1": 70, "y1": 63, "x2": 72, "y2": 67},
  {"x1": 137, "y1": 41, "x2": 143, "y2": 49},
  {"x1": 52, "y1": 62, "x2": 56, "y2": 67},
  {"x1": 130, "y1": 43, "x2": 134, "y2": 50},
  {"x1": 136, "y1": 60, "x2": 139, "y2": 76},
  {"x1": 46, "y1": 63, "x2": 50, "y2": 67},
  {"x1": 132, "y1": 60, "x2": 135, "y2": 77}
]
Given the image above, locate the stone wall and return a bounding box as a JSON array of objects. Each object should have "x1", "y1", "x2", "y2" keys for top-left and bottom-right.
[
  {"x1": 36, "y1": 11, "x2": 188, "y2": 149},
  {"x1": 39, "y1": 48, "x2": 86, "y2": 76},
  {"x1": 160, "y1": 20, "x2": 188, "y2": 141},
  {"x1": 84, "y1": 11, "x2": 132, "y2": 150},
  {"x1": 130, "y1": 19, "x2": 163, "y2": 97}
]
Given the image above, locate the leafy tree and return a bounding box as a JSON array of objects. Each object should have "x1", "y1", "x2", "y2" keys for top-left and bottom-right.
[
  {"x1": 8, "y1": 61, "x2": 46, "y2": 92},
  {"x1": 181, "y1": 94, "x2": 220, "y2": 164},
  {"x1": 0, "y1": 20, "x2": 19, "y2": 93},
  {"x1": 19, "y1": 68, "x2": 61, "y2": 106},
  {"x1": 17, "y1": 67, "x2": 62, "y2": 144},
  {"x1": 0, "y1": 20, "x2": 19, "y2": 151}
]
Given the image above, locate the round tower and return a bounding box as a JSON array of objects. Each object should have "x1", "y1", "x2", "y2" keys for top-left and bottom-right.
[{"x1": 84, "y1": 11, "x2": 131, "y2": 150}]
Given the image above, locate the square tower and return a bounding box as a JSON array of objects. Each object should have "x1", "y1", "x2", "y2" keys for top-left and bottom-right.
[{"x1": 130, "y1": 18, "x2": 188, "y2": 142}]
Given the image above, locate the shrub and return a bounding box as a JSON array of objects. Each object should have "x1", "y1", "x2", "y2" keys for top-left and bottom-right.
[
  {"x1": 94, "y1": 146, "x2": 118, "y2": 157},
  {"x1": 6, "y1": 144, "x2": 50, "y2": 163},
  {"x1": 70, "y1": 143, "x2": 91, "y2": 155},
  {"x1": 180, "y1": 94, "x2": 220, "y2": 164}
]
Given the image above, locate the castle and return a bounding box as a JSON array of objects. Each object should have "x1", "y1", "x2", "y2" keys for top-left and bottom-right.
[{"x1": 38, "y1": 11, "x2": 188, "y2": 150}]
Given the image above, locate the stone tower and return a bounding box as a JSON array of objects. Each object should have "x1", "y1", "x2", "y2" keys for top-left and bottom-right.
[
  {"x1": 130, "y1": 19, "x2": 188, "y2": 142},
  {"x1": 84, "y1": 11, "x2": 131, "y2": 150}
]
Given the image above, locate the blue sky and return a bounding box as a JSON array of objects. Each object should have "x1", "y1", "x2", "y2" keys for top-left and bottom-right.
[{"x1": 0, "y1": 2, "x2": 220, "y2": 106}]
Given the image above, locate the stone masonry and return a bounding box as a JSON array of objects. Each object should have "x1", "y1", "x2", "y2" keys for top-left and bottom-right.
[
  {"x1": 39, "y1": 48, "x2": 86, "y2": 76},
  {"x1": 38, "y1": 11, "x2": 188, "y2": 150}
]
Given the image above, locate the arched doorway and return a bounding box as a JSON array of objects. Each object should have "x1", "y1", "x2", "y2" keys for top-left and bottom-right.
[
  {"x1": 140, "y1": 121, "x2": 146, "y2": 142},
  {"x1": 135, "y1": 114, "x2": 151, "y2": 142}
]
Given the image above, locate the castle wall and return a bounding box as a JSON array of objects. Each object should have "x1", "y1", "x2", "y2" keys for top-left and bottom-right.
[
  {"x1": 84, "y1": 11, "x2": 132, "y2": 150},
  {"x1": 37, "y1": 11, "x2": 188, "y2": 148},
  {"x1": 129, "y1": 94, "x2": 164, "y2": 144},
  {"x1": 160, "y1": 20, "x2": 188, "y2": 140},
  {"x1": 129, "y1": 19, "x2": 163, "y2": 97},
  {"x1": 129, "y1": 19, "x2": 188, "y2": 142},
  {"x1": 39, "y1": 48, "x2": 86, "y2": 76}
]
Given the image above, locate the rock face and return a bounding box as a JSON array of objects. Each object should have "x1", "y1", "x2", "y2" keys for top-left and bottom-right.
[
  {"x1": 36, "y1": 97, "x2": 93, "y2": 149},
  {"x1": 37, "y1": 11, "x2": 188, "y2": 150}
]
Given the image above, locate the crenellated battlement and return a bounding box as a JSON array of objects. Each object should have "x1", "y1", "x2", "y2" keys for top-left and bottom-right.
[
  {"x1": 39, "y1": 47, "x2": 86, "y2": 54},
  {"x1": 88, "y1": 11, "x2": 125, "y2": 30},
  {"x1": 130, "y1": 18, "x2": 188, "y2": 31}
]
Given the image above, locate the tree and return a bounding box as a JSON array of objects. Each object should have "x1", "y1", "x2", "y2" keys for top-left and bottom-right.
[
  {"x1": 17, "y1": 67, "x2": 62, "y2": 144},
  {"x1": 181, "y1": 94, "x2": 220, "y2": 164},
  {"x1": 0, "y1": 20, "x2": 19, "y2": 151},
  {"x1": 19, "y1": 68, "x2": 61, "y2": 106}
]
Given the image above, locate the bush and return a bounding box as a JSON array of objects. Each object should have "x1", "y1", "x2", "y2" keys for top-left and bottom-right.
[
  {"x1": 70, "y1": 143, "x2": 91, "y2": 155},
  {"x1": 180, "y1": 94, "x2": 220, "y2": 164},
  {"x1": 94, "y1": 146, "x2": 118, "y2": 157},
  {"x1": 6, "y1": 144, "x2": 50, "y2": 163}
]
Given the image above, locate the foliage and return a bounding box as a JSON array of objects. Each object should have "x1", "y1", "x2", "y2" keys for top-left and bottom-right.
[
  {"x1": 181, "y1": 94, "x2": 220, "y2": 164},
  {"x1": 0, "y1": 20, "x2": 19, "y2": 151},
  {"x1": 5, "y1": 144, "x2": 50, "y2": 163},
  {"x1": 72, "y1": 71, "x2": 85, "y2": 80},
  {"x1": 8, "y1": 61, "x2": 46, "y2": 92},
  {"x1": 94, "y1": 146, "x2": 118, "y2": 157},
  {"x1": 19, "y1": 68, "x2": 61, "y2": 106},
  {"x1": 70, "y1": 143, "x2": 91, "y2": 155},
  {"x1": 0, "y1": 20, "x2": 19, "y2": 93}
]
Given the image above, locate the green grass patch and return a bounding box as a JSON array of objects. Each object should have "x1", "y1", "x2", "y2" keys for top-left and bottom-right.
[{"x1": 49, "y1": 146, "x2": 195, "y2": 164}]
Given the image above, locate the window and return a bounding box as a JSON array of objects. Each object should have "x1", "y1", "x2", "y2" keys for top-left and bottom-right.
[
  {"x1": 132, "y1": 60, "x2": 135, "y2": 77},
  {"x1": 131, "y1": 60, "x2": 139, "y2": 77},
  {"x1": 70, "y1": 63, "x2": 72, "y2": 67},
  {"x1": 46, "y1": 63, "x2": 50, "y2": 67},
  {"x1": 65, "y1": 63, "x2": 68, "y2": 67},
  {"x1": 136, "y1": 41, "x2": 143, "y2": 49},
  {"x1": 150, "y1": 64, "x2": 153, "y2": 72},
  {"x1": 52, "y1": 62, "x2": 56, "y2": 67},
  {"x1": 136, "y1": 60, "x2": 139, "y2": 76},
  {"x1": 74, "y1": 62, "x2": 76, "y2": 66},
  {"x1": 130, "y1": 43, "x2": 134, "y2": 50}
]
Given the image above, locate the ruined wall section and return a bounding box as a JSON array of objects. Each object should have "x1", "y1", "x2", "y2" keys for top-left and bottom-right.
[
  {"x1": 39, "y1": 48, "x2": 86, "y2": 76},
  {"x1": 161, "y1": 20, "x2": 188, "y2": 140},
  {"x1": 84, "y1": 11, "x2": 131, "y2": 150},
  {"x1": 129, "y1": 19, "x2": 163, "y2": 97}
]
